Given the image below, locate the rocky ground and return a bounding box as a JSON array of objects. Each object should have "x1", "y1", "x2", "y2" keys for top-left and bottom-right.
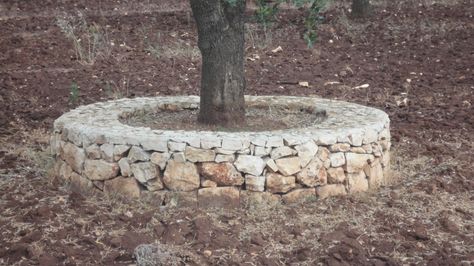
[{"x1": 0, "y1": 0, "x2": 473, "y2": 265}]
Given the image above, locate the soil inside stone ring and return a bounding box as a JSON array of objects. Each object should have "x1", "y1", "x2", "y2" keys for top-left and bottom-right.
[{"x1": 120, "y1": 104, "x2": 328, "y2": 132}]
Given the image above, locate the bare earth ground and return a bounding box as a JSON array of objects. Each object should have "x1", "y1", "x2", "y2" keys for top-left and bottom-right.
[{"x1": 0, "y1": 0, "x2": 473, "y2": 265}]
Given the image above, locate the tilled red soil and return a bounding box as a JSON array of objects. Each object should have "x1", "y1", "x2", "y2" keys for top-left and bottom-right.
[{"x1": 1, "y1": 0, "x2": 473, "y2": 265}]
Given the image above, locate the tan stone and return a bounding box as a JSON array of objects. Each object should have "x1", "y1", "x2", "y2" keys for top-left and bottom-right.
[
  {"x1": 201, "y1": 179, "x2": 218, "y2": 188},
  {"x1": 215, "y1": 154, "x2": 235, "y2": 163},
  {"x1": 266, "y1": 173, "x2": 296, "y2": 193},
  {"x1": 329, "y1": 143, "x2": 351, "y2": 152},
  {"x1": 234, "y1": 155, "x2": 265, "y2": 176},
  {"x1": 270, "y1": 146, "x2": 296, "y2": 160},
  {"x1": 265, "y1": 158, "x2": 279, "y2": 172},
  {"x1": 130, "y1": 162, "x2": 159, "y2": 184},
  {"x1": 104, "y1": 176, "x2": 141, "y2": 198},
  {"x1": 296, "y1": 159, "x2": 327, "y2": 187},
  {"x1": 381, "y1": 150, "x2": 390, "y2": 168},
  {"x1": 327, "y1": 167, "x2": 346, "y2": 183},
  {"x1": 295, "y1": 141, "x2": 318, "y2": 167},
  {"x1": 164, "y1": 191, "x2": 198, "y2": 208},
  {"x1": 240, "y1": 191, "x2": 281, "y2": 207},
  {"x1": 100, "y1": 143, "x2": 114, "y2": 162},
  {"x1": 168, "y1": 141, "x2": 187, "y2": 152},
  {"x1": 254, "y1": 146, "x2": 271, "y2": 156},
  {"x1": 245, "y1": 175, "x2": 265, "y2": 192},
  {"x1": 70, "y1": 172, "x2": 94, "y2": 192},
  {"x1": 329, "y1": 152, "x2": 345, "y2": 168},
  {"x1": 199, "y1": 162, "x2": 244, "y2": 186},
  {"x1": 128, "y1": 146, "x2": 150, "y2": 163},
  {"x1": 362, "y1": 144, "x2": 373, "y2": 153},
  {"x1": 150, "y1": 152, "x2": 171, "y2": 170},
  {"x1": 85, "y1": 144, "x2": 101, "y2": 159},
  {"x1": 347, "y1": 171, "x2": 369, "y2": 193},
  {"x1": 275, "y1": 157, "x2": 301, "y2": 176},
  {"x1": 282, "y1": 188, "x2": 316, "y2": 204},
  {"x1": 61, "y1": 142, "x2": 86, "y2": 173},
  {"x1": 379, "y1": 140, "x2": 391, "y2": 151},
  {"x1": 317, "y1": 147, "x2": 330, "y2": 162},
  {"x1": 344, "y1": 153, "x2": 371, "y2": 173},
  {"x1": 118, "y1": 158, "x2": 131, "y2": 177},
  {"x1": 172, "y1": 152, "x2": 186, "y2": 163},
  {"x1": 364, "y1": 160, "x2": 384, "y2": 189},
  {"x1": 84, "y1": 159, "x2": 120, "y2": 181},
  {"x1": 350, "y1": 147, "x2": 366, "y2": 154},
  {"x1": 316, "y1": 184, "x2": 347, "y2": 199},
  {"x1": 185, "y1": 146, "x2": 216, "y2": 162},
  {"x1": 113, "y1": 145, "x2": 130, "y2": 161},
  {"x1": 163, "y1": 160, "x2": 200, "y2": 191},
  {"x1": 146, "y1": 177, "x2": 164, "y2": 191},
  {"x1": 198, "y1": 187, "x2": 240, "y2": 208}
]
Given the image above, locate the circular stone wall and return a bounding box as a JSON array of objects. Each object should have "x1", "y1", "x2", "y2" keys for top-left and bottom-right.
[{"x1": 51, "y1": 96, "x2": 391, "y2": 208}]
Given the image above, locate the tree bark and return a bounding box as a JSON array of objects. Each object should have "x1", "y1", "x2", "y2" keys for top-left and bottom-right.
[
  {"x1": 351, "y1": 0, "x2": 372, "y2": 18},
  {"x1": 190, "y1": 0, "x2": 246, "y2": 126}
]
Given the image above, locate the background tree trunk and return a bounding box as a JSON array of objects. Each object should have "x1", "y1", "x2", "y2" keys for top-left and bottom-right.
[
  {"x1": 190, "y1": 0, "x2": 246, "y2": 126},
  {"x1": 351, "y1": 0, "x2": 372, "y2": 18}
]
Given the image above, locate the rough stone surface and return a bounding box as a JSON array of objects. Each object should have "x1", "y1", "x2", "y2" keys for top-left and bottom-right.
[
  {"x1": 327, "y1": 167, "x2": 346, "y2": 183},
  {"x1": 118, "y1": 158, "x2": 131, "y2": 177},
  {"x1": 199, "y1": 162, "x2": 244, "y2": 186},
  {"x1": 266, "y1": 173, "x2": 296, "y2": 193},
  {"x1": 185, "y1": 146, "x2": 215, "y2": 163},
  {"x1": 198, "y1": 187, "x2": 240, "y2": 208},
  {"x1": 70, "y1": 172, "x2": 94, "y2": 192},
  {"x1": 84, "y1": 160, "x2": 120, "y2": 181},
  {"x1": 329, "y1": 152, "x2": 345, "y2": 168},
  {"x1": 296, "y1": 159, "x2": 327, "y2": 187},
  {"x1": 128, "y1": 146, "x2": 150, "y2": 163},
  {"x1": 347, "y1": 171, "x2": 369, "y2": 193},
  {"x1": 282, "y1": 188, "x2": 316, "y2": 204},
  {"x1": 275, "y1": 157, "x2": 301, "y2": 176},
  {"x1": 150, "y1": 152, "x2": 171, "y2": 170},
  {"x1": 316, "y1": 184, "x2": 347, "y2": 199},
  {"x1": 234, "y1": 155, "x2": 265, "y2": 176},
  {"x1": 61, "y1": 142, "x2": 86, "y2": 173},
  {"x1": 130, "y1": 162, "x2": 159, "y2": 184},
  {"x1": 104, "y1": 176, "x2": 141, "y2": 198},
  {"x1": 53, "y1": 95, "x2": 391, "y2": 205},
  {"x1": 240, "y1": 191, "x2": 281, "y2": 206},
  {"x1": 245, "y1": 175, "x2": 266, "y2": 192},
  {"x1": 163, "y1": 160, "x2": 200, "y2": 191}
]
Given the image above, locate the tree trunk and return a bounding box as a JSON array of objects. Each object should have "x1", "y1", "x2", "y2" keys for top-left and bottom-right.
[
  {"x1": 190, "y1": 0, "x2": 246, "y2": 126},
  {"x1": 351, "y1": 0, "x2": 372, "y2": 18}
]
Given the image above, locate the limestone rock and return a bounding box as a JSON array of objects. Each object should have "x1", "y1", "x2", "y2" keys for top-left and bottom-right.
[
  {"x1": 100, "y1": 143, "x2": 114, "y2": 162},
  {"x1": 145, "y1": 177, "x2": 164, "y2": 191},
  {"x1": 130, "y1": 162, "x2": 159, "y2": 184},
  {"x1": 215, "y1": 154, "x2": 235, "y2": 163},
  {"x1": 113, "y1": 145, "x2": 130, "y2": 161},
  {"x1": 317, "y1": 147, "x2": 330, "y2": 162},
  {"x1": 104, "y1": 176, "x2": 141, "y2": 198},
  {"x1": 265, "y1": 158, "x2": 279, "y2": 172},
  {"x1": 316, "y1": 133, "x2": 337, "y2": 145},
  {"x1": 215, "y1": 148, "x2": 236, "y2": 155},
  {"x1": 345, "y1": 153, "x2": 371, "y2": 173},
  {"x1": 245, "y1": 175, "x2": 265, "y2": 192},
  {"x1": 254, "y1": 146, "x2": 272, "y2": 156},
  {"x1": 85, "y1": 144, "x2": 101, "y2": 159},
  {"x1": 61, "y1": 142, "x2": 86, "y2": 173},
  {"x1": 266, "y1": 173, "x2": 296, "y2": 193},
  {"x1": 316, "y1": 184, "x2": 347, "y2": 199},
  {"x1": 198, "y1": 187, "x2": 240, "y2": 208},
  {"x1": 140, "y1": 136, "x2": 168, "y2": 152},
  {"x1": 295, "y1": 141, "x2": 318, "y2": 167},
  {"x1": 128, "y1": 146, "x2": 150, "y2": 163},
  {"x1": 350, "y1": 147, "x2": 366, "y2": 154},
  {"x1": 379, "y1": 140, "x2": 391, "y2": 151},
  {"x1": 329, "y1": 152, "x2": 345, "y2": 168},
  {"x1": 327, "y1": 167, "x2": 346, "y2": 183},
  {"x1": 347, "y1": 171, "x2": 369, "y2": 193},
  {"x1": 150, "y1": 152, "x2": 171, "y2": 170},
  {"x1": 222, "y1": 138, "x2": 243, "y2": 150},
  {"x1": 240, "y1": 191, "x2": 281, "y2": 207},
  {"x1": 329, "y1": 143, "x2": 351, "y2": 152},
  {"x1": 163, "y1": 160, "x2": 200, "y2": 191},
  {"x1": 361, "y1": 144, "x2": 373, "y2": 153},
  {"x1": 348, "y1": 131, "x2": 363, "y2": 146},
  {"x1": 275, "y1": 157, "x2": 301, "y2": 176},
  {"x1": 282, "y1": 188, "x2": 316, "y2": 204},
  {"x1": 118, "y1": 158, "x2": 131, "y2": 177},
  {"x1": 251, "y1": 137, "x2": 267, "y2": 147},
  {"x1": 296, "y1": 159, "x2": 327, "y2": 187},
  {"x1": 364, "y1": 161, "x2": 384, "y2": 189},
  {"x1": 168, "y1": 141, "x2": 186, "y2": 152},
  {"x1": 172, "y1": 152, "x2": 186, "y2": 163},
  {"x1": 199, "y1": 162, "x2": 244, "y2": 186},
  {"x1": 270, "y1": 146, "x2": 296, "y2": 160},
  {"x1": 266, "y1": 136, "x2": 284, "y2": 147},
  {"x1": 234, "y1": 155, "x2": 265, "y2": 176},
  {"x1": 84, "y1": 159, "x2": 120, "y2": 181},
  {"x1": 201, "y1": 179, "x2": 217, "y2": 188},
  {"x1": 185, "y1": 146, "x2": 215, "y2": 162},
  {"x1": 200, "y1": 136, "x2": 221, "y2": 149}
]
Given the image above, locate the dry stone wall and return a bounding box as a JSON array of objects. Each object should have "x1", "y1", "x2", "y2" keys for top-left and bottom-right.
[{"x1": 51, "y1": 96, "x2": 391, "y2": 208}]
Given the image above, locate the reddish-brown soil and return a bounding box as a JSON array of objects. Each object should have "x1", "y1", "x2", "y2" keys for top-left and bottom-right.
[{"x1": 1, "y1": 0, "x2": 473, "y2": 265}]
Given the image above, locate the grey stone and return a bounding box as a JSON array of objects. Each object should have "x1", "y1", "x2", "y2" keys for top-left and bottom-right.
[
  {"x1": 150, "y1": 152, "x2": 171, "y2": 170},
  {"x1": 130, "y1": 162, "x2": 159, "y2": 184},
  {"x1": 168, "y1": 141, "x2": 186, "y2": 152},
  {"x1": 330, "y1": 152, "x2": 345, "y2": 168},
  {"x1": 61, "y1": 142, "x2": 86, "y2": 173},
  {"x1": 85, "y1": 144, "x2": 101, "y2": 160},
  {"x1": 295, "y1": 141, "x2": 318, "y2": 167},
  {"x1": 100, "y1": 143, "x2": 114, "y2": 162},
  {"x1": 270, "y1": 146, "x2": 296, "y2": 159},
  {"x1": 215, "y1": 154, "x2": 235, "y2": 163},
  {"x1": 128, "y1": 146, "x2": 150, "y2": 163},
  {"x1": 113, "y1": 145, "x2": 130, "y2": 161},
  {"x1": 296, "y1": 159, "x2": 327, "y2": 187},
  {"x1": 118, "y1": 158, "x2": 131, "y2": 177},
  {"x1": 234, "y1": 155, "x2": 266, "y2": 176}
]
